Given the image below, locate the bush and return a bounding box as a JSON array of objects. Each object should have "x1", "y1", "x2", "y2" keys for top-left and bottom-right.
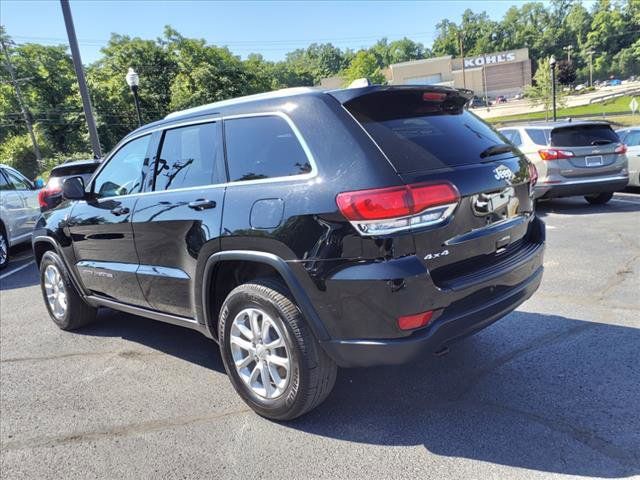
[{"x1": 0, "y1": 131, "x2": 52, "y2": 179}]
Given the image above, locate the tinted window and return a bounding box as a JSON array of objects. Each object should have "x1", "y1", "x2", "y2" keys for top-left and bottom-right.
[
  {"x1": 4, "y1": 169, "x2": 31, "y2": 190},
  {"x1": 0, "y1": 171, "x2": 12, "y2": 191},
  {"x1": 526, "y1": 129, "x2": 550, "y2": 146},
  {"x1": 93, "y1": 135, "x2": 150, "y2": 198},
  {"x1": 550, "y1": 125, "x2": 619, "y2": 147},
  {"x1": 225, "y1": 116, "x2": 311, "y2": 182},
  {"x1": 345, "y1": 90, "x2": 510, "y2": 172},
  {"x1": 501, "y1": 129, "x2": 522, "y2": 146},
  {"x1": 155, "y1": 122, "x2": 222, "y2": 191}
]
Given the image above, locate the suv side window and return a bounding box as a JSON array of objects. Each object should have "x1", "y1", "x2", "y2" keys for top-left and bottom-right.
[
  {"x1": 500, "y1": 129, "x2": 515, "y2": 142},
  {"x1": 526, "y1": 129, "x2": 550, "y2": 146},
  {"x1": 155, "y1": 122, "x2": 222, "y2": 191},
  {"x1": 4, "y1": 169, "x2": 32, "y2": 190},
  {"x1": 511, "y1": 130, "x2": 522, "y2": 146},
  {"x1": 225, "y1": 115, "x2": 311, "y2": 182},
  {"x1": 93, "y1": 135, "x2": 151, "y2": 198}
]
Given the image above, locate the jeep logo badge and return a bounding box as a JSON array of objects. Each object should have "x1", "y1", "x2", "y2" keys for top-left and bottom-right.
[{"x1": 493, "y1": 165, "x2": 514, "y2": 181}]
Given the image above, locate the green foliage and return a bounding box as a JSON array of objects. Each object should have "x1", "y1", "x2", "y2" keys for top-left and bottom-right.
[
  {"x1": 0, "y1": 127, "x2": 52, "y2": 178},
  {"x1": 524, "y1": 58, "x2": 567, "y2": 120},
  {"x1": 341, "y1": 51, "x2": 387, "y2": 86}
]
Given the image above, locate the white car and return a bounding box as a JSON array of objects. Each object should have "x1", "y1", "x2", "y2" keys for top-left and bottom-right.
[
  {"x1": 616, "y1": 127, "x2": 640, "y2": 187},
  {"x1": 0, "y1": 164, "x2": 41, "y2": 269}
]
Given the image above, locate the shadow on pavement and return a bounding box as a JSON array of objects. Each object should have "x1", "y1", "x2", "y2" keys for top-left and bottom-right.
[
  {"x1": 287, "y1": 312, "x2": 640, "y2": 478},
  {"x1": 536, "y1": 196, "x2": 640, "y2": 218},
  {"x1": 0, "y1": 260, "x2": 38, "y2": 291},
  {"x1": 79, "y1": 309, "x2": 225, "y2": 373}
]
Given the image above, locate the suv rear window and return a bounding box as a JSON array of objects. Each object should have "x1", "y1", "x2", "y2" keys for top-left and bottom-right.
[
  {"x1": 344, "y1": 90, "x2": 509, "y2": 173},
  {"x1": 550, "y1": 124, "x2": 619, "y2": 147}
]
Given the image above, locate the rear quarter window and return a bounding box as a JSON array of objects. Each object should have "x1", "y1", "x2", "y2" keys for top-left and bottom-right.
[
  {"x1": 525, "y1": 129, "x2": 550, "y2": 146},
  {"x1": 344, "y1": 90, "x2": 510, "y2": 173},
  {"x1": 224, "y1": 115, "x2": 312, "y2": 182},
  {"x1": 550, "y1": 125, "x2": 619, "y2": 147}
]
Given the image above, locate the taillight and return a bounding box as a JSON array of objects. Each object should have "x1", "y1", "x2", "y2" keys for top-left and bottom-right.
[
  {"x1": 538, "y1": 148, "x2": 575, "y2": 160},
  {"x1": 336, "y1": 182, "x2": 459, "y2": 236},
  {"x1": 615, "y1": 144, "x2": 627, "y2": 154},
  {"x1": 528, "y1": 163, "x2": 538, "y2": 188},
  {"x1": 38, "y1": 186, "x2": 61, "y2": 208},
  {"x1": 397, "y1": 310, "x2": 434, "y2": 331}
]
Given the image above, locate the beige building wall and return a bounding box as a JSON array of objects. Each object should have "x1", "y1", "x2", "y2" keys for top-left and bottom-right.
[{"x1": 390, "y1": 56, "x2": 454, "y2": 85}]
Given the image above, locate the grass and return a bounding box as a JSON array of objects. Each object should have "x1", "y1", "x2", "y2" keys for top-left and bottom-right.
[{"x1": 488, "y1": 95, "x2": 639, "y2": 125}]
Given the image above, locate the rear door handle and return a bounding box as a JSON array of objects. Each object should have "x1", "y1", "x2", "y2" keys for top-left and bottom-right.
[
  {"x1": 110, "y1": 206, "x2": 130, "y2": 216},
  {"x1": 188, "y1": 199, "x2": 216, "y2": 211}
]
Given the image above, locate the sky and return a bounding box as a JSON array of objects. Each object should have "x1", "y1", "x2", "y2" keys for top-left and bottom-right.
[{"x1": 2, "y1": 0, "x2": 581, "y2": 63}]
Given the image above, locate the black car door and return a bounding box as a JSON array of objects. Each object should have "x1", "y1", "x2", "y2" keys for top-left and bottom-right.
[
  {"x1": 67, "y1": 133, "x2": 154, "y2": 306},
  {"x1": 132, "y1": 119, "x2": 226, "y2": 318}
]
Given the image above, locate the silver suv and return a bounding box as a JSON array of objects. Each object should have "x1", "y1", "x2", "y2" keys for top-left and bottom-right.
[
  {"x1": 0, "y1": 164, "x2": 40, "y2": 269},
  {"x1": 499, "y1": 121, "x2": 628, "y2": 204}
]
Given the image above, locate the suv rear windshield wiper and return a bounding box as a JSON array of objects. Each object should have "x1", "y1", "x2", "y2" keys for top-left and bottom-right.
[
  {"x1": 591, "y1": 139, "x2": 613, "y2": 145},
  {"x1": 479, "y1": 143, "x2": 515, "y2": 159}
]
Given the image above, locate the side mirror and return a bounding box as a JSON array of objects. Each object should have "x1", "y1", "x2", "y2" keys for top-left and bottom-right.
[
  {"x1": 34, "y1": 178, "x2": 45, "y2": 189},
  {"x1": 62, "y1": 176, "x2": 86, "y2": 200}
]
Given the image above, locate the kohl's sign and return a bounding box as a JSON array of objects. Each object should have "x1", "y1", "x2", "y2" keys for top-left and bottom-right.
[{"x1": 464, "y1": 52, "x2": 516, "y2": 68}]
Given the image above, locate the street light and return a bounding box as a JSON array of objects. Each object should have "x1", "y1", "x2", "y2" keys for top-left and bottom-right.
[
  {"x1": 563, "y1": 45, "x2": 574, "y2": 63},
  {"x1": 587, "y1": 50, "x2": 596, "y2": 87},
  {"x1": 549, "y1": 55, "x2": 557, "y2": 122},
  {"x1": 125, "y1": 67, "x2": 142, "y2": 127}
]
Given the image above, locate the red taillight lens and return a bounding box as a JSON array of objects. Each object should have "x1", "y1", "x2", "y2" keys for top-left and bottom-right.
[
  {"x1": 397, "y1": 310, "x2": 434, "y2": 331},
  {"x1": 615, "y1": 144, "x2": 627, "y2": 154},
  {"x1": 538, "y1": 148, "x2": 574, "y2": 161},
  {"x1": 423, "y1": 92, "x2": 447, "y2": 102},
  {"x1": 528, "y1": 163, "x2": 538, "y2": 187},
  {"x1": 336, "y1": 182, "x2": 459, "y2": 222},
  {"x1": 38, "y1": 186, "x2": 61, "y2": 208}
]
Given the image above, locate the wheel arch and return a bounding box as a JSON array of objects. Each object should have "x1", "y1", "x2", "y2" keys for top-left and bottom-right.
[
  {"x1": 32, "y1": 235, "x2": 88, "y2": 296},
  {"x1": 201, "y1": 251, "x2": 329, "y2": 342}
]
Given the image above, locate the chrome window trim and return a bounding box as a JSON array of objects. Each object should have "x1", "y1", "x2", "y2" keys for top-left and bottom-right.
[{"x1": 88, "y1": 111, "x2": 318, "y2": 201}]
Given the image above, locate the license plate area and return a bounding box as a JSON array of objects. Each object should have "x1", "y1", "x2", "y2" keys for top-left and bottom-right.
[{"x1": 585, "y1": 155, "x2": 603, "y2": 167}]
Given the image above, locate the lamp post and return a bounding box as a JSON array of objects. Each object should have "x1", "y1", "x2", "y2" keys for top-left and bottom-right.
[
  {"x1": 587, "y1": 49, "x2": 595, "y2": 87},
  {"x1": 125, "y1": 67, "x2": 142, "y2": 127},
  {"x1": 563, "y1": 45, "x2": 573, "y2": 63},
  {"x1": 549, "y1": 55, "x2": 557, "y2": 122}
]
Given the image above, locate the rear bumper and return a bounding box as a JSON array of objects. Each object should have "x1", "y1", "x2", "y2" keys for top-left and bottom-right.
[
  {"x1": 535, "y1": 174, "x2": 628, "y2": 199},
  {"x1": 321, "y1": 265, "x2": 543, "y2": 367}
]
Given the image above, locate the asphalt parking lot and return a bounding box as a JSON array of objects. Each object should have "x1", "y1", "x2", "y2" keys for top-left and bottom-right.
[{"x1": 1, "y1": 193, "x2": 639, "y2": 479}]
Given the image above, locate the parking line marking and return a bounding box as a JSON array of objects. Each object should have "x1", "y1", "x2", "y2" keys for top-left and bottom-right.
[{"x1": 0, "y1": 261, "x2": 35, "y2": 281}]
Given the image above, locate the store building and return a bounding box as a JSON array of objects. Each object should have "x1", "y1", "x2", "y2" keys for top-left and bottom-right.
[{"x1": 388, "y1": 48, "x2": 532, "y2": 98}]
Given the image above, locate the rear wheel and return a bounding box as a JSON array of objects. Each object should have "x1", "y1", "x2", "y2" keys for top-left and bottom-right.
[
  {"x1": 0, "y1": 228, "x2": 8, "y2": 270},
  {"x1": 584, "y1": 192, "x2": 613, "y2": 205},
  {"x1": 39, "y1": 251, "x2": 98, "y2": 330},
  {"x1": 218, "y1": 279, "x2": 337, "y2": 420}
]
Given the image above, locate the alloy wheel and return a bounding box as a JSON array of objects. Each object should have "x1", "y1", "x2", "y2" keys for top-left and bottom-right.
[
  {"x1": 0, "y1": 234, "x2": 7, "y2": 266},
  {"x1": 43, "y1": 265, "x2": 67, "y2": 319},
  {"x1": 229, "y1": 307, "x2": 291, "y2": 399}
]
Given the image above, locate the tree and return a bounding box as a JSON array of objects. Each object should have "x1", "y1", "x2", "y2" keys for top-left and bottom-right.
[
  {"x1": 556, "y1": 59, "x2": 577, "y2": 85},
  {"x1": 525, "y1": 58, "x2": 567, "y2": 120},
  {"x1": 342, "y1": 51, "x2": 386, "y2": 85}
]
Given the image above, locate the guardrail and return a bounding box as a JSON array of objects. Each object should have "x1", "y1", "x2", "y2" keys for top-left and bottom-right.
[{"x1": 589, "y1": 86, "x2": 640, "y2": 104}]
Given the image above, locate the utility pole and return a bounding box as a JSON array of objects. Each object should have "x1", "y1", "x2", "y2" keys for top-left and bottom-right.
[
  {"x1": 458, "y1": 31, "x2": 466, "y2": 89},
  {"x1": 60, "y1": 0, "x2": 102, "y2": 158},
  {"x1": 587, "y1": 50, "x2": 595, "y2": 87},
  {"x1": 0, "y1": 36, "x2": 42, "y2": 167},
  {"x1": 563, "y1": 45, "x2": 574, "y2": 63}
]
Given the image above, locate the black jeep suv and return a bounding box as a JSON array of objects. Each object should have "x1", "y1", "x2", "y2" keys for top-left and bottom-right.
[{"x1": 33, "y1": 86, "x2": 545, "y2": 420}]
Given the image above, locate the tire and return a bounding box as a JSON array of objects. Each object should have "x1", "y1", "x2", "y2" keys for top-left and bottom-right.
[
  {"x1": 584, "y1": 192, "x2": 613, "y2": 205},
  {"x1": 218, "y1": 278, "x2": 337, "y2": 420},
  {"x1": 0, "y1": 227, "x2": 8, "y2": 271},
  {"x1": 39, "y1": 250, "x2": 98, "y2": 330}
]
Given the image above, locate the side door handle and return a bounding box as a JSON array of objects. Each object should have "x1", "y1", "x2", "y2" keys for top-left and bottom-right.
[
  {"x1": 110, "y1": 206, "x2": 130, "y2": 216},
  {"x1": 188, "y1": 199, "x2": 216, "y2": 211}
]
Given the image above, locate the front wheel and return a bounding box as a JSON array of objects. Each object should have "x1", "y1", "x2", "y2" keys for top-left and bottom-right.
[
  {"x1": 585, "y1": 192, "x2": 613, "y2": 205},
  {"x1": 218, "y1": 279, "x2": 337, "y2": 420}
]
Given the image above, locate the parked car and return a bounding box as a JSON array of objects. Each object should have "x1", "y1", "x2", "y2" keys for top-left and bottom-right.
[
  {"x1": 39, "y1": 159, "x2": 100, "y2": 211},
  {"x1": 608, "y1": 79, "x2": 622, "y2": 86},
  {"x1": 33, "y1": 86, "x2": 544, "y2": 419},
  {"x1": 499, "y1": 121, "x2": 628, "y2": 203},
  {"x1": 496, "y1": 95, "x2": 507, "y2": 103},
  {"x1": 575, "y1": 83, "x2": 587, "y2": 91},
  {"x1": 469, "y1": 95, "x2": 488, "y2": 108},
  {"x1": 616, "y1": 127, "x2": 640, "y2": 187},
  {"x1": 0, "y1": 165, "x2": 41, "y2": 269}
]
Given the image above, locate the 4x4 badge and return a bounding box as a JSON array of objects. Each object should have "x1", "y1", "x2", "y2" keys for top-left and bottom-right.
[{"x1": 493, "y1": 165, "x2": 514, "y2": 181}]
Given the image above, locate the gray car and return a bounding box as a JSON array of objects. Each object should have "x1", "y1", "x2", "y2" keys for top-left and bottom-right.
[
  {"x1": 0, "y1": 164, "x2": 41, "y2": 269},
  {"x1": 499, "y1": 121, "x2": 628, "y2": 204},
  {"x1": 615, "y1": 127, "x2": 640, "y2": 187}
]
